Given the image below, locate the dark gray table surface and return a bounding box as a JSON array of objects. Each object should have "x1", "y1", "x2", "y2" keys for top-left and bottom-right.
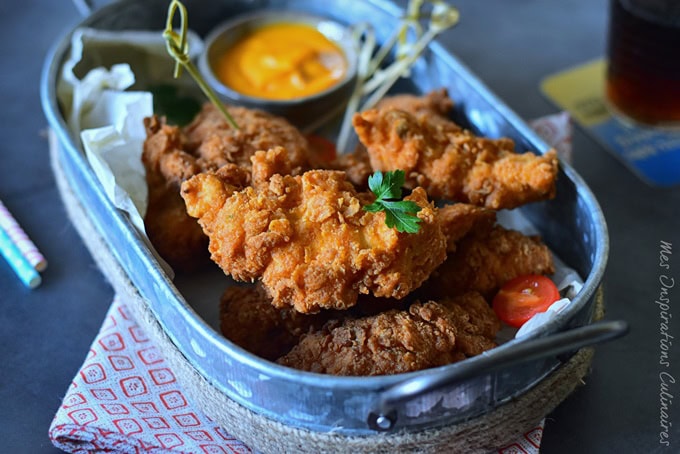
[{"x1": 2, "y1": 0, "x2": 679, "y2": 452}]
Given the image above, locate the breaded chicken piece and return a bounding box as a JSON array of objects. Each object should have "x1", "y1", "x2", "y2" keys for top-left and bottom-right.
[
  {"x1": 143, "y1": 117, "x2": 211, "y2": 272},
  {"x1": 424, "y1": 225, "x2": 555, "y2": 301},
  {"x1": 438, "y1": 203, "x2": 496, "y2": 252},
  {"x1": 181, "y1": 147, "x2": 447, "y2": 313},
  {"x1": 327, "y1": 89, "x2": 456, "y2": 190},
  {"x1": 141, "y1": 104, "x2": 309, "y2": 271},
  {"x1": 144, "y1": 182, "x2": 210, "y2": 272},
  {"x1": 276, "y1": 292, "x2": 499, "y2": 376},
  {"x1": 375, "y1": 88, "x2": 455, "y2": 123},
  {"x1": 438, "y1": 292, "x2": 501, "y2": 357},
  {"x1": 353, "y1": 101, "x2": 558, "y2": 209},
  {"x1": 326, "y1": 146, "x2": 373, "y2": 190},
  {"x1": 219, "y1": 284, "x2": 329, "y2": 361},
  {"x1": 184, "y1": 103, "x2": 310, "y2": 172},
  {"x1": 219, "y1": 284, "x2": 407, "y2": 360}
]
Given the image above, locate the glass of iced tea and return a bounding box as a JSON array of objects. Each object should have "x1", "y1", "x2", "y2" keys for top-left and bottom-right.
[{"x1": 606, "y1": 0, "x2": 680, "y2": 129}]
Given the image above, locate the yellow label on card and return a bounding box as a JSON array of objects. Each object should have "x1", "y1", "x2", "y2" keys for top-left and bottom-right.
[
  {"x1": 541, "y1": 58, "x2": 680, "y2": 187},
  {"x1": 540, "y1": 59, "x2": 610, "y2": 127}
]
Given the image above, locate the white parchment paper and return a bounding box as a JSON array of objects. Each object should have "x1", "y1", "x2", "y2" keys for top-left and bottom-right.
[{"x1": 57, "y1": 28, "x2": 205, "y2": 276}]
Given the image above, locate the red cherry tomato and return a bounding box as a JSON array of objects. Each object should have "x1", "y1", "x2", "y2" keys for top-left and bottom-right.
[
  {"x1": 492, "y1": 275, "x2": 560, "y2": 328},
  {"x1": 306, "y1": 134, "x2": 337, "y2": 163}
]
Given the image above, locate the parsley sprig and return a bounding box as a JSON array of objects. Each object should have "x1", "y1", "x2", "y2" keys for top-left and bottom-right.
[{"x1": 364, "y1": 170, "x2": 422, "y2": 233}]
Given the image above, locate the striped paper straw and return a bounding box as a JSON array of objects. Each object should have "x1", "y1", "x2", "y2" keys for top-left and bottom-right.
[
  {"x1": 0, "y1": 199, "x2": 47, "y2": 271},
  {"x1": 0, "y1": 225, "x2": 41, "y2": 289}
]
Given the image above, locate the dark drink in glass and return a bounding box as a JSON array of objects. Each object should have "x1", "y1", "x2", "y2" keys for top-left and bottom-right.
[{"x1": 606, "y1": 0, "x2": 680, "y2": 128}]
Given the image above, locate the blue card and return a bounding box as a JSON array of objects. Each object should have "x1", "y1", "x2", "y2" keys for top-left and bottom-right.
[{"x1": 541, "y1": 59, "x2": 680, "y2": 187}]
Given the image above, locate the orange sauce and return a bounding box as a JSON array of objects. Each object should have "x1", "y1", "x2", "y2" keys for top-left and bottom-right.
[{"x1": 215, "y1": 22, "x2": 347, "y2": 100}]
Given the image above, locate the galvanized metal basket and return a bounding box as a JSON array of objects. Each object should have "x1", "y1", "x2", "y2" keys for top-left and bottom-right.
[{"x1": 42, "y1": 0, "x2": 609, "y2": 437}]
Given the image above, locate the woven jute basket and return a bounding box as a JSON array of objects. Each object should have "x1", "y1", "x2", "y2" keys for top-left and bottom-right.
[{"x1": 51, "y1": 138, "x2": 602, "y2": 453}]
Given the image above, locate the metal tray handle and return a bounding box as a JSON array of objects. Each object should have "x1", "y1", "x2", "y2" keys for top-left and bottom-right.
[{"x1": 367, "y1": 320, "x2": 629, "y2": 431}]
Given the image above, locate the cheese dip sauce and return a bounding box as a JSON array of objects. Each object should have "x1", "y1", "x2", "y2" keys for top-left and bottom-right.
[{"x1": 215, "y1": 22, "x2": 348, "y2": 100}]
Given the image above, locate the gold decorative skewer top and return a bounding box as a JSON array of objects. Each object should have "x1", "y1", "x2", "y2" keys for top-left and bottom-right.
[
  {"x1": 162, "y1": 0, "x2": 459, "y2": 139},
  {"x1": 163, "y1": 0, "x2": 239, "y2": 129}
]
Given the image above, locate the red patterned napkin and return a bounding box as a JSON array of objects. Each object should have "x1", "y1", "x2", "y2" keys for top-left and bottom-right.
[
  {"x1": 498, "y1": 424, "x2": 544, "y2": 454},
  {"x1": 49, "y1": 296, "x2": 543, "y2": 454},
  {"x1": 49, "y1": 296, "x2": 251, "y2": 454}
]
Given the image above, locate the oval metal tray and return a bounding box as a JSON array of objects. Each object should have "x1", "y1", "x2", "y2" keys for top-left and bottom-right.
[{"x1": 41, "y1": 0, "x2": 608, "y2": 435}]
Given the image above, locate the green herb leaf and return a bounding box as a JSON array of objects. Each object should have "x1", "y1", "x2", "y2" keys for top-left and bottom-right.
[
  {"x1": 150, "y1": 84, "x2": 201, "y2": 126},
  {"x1": 364, "y1": 170, "x2": 422, "y2": 233},
  {"x1": 367, "y1": 169, "x2": 405, "y2": 200}
]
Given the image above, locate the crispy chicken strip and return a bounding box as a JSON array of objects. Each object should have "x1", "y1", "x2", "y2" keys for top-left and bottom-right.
[
  {"x1": 327, "y1": 89, "x2": 456, "y2": 190},
  {"x1": 277, "y1": 292, "x2": 499, "y2": 376},
  {"x1": 143, "y1": 117, "x2": 211, "y2": 271},
  {"x1": 183, "y1": 103, "x2": 310, "y2": 172},
  {"x1": 181, "y1": 147, "x2": 447, "y2": 313},
  {"x1": 439, "y1": 291, "x2": 501, "y2": 357},
  {"x1": 326, "y1": 146, "x2": 373, "y2": 190},
  {"x1": 375, "y1": 88, "x2": 455, "y2": 123},
  {"x1": 219, "y1": 284, "x2": 329, "y2": 361},
  {"x1": 438, "y1": 203, "x2": 496, "y2": 252},
  {"x1": 219, "y1": 284, "x2": 406, "y2": 361},
  {"x1": 353, "y1": 96, "x2": 558, "y2": 209},
  {"x1": 141, "y1": 104, "x2": 309, "y2": 271},
  {"x1": 424, "y1": 225, "x2": 555, "y2": 301}
]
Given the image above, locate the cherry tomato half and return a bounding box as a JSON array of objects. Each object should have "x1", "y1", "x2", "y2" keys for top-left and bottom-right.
[{"x1": 492, "y1": 275, "x2": 560, "y2": 328}]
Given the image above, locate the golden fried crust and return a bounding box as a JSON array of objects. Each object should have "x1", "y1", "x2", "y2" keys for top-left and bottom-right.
[
  {"x1": 141, "y1": 103, "x2": 309, "y2": 272},
  {"x1": 276, "y1": 292, "x2": 499, "y2": 376},
  {"x1": 353, "y1": 105, "x2": 558, "y2": 209},
  {"x1": 219, "y1": 284, "x2": 329, "y2": 361},
  {"x1": 219, "y1": 283, "x2": 409, "y2": 361},
  {"x1": 326, "y1": 145, "x2": 373, "y2": 190},
  {"x1": 438, "y1": 203, "x2": 497, "y2": 252},
  {"x1": 326, "y1": 90, "x2": 456, "y2": 190},
  {"x1": 250, "y1": 147, "x2": 296, "y2": 189},
  {"x1": 143, "y1": 116, "x2": 201, "y2": 186},
  {"x1": 376, "y1": 88, "x2": 454, "y2": 119},
  {"x1": 425, "y1": 225, "x2": 555, "y2": 301},
  {"x1": 183, "y1": 103, "x2": 310, "y2": 171},
  {"x1": 143, "y1": 116, "x2": 210, "y2": 272},
  {"x1": 181, "y1": 158, "x2": 447, "y2": 313},
  {"x1": 438, "y1": 292, "x2": 501, "y2": 356},
  {"x1": 144, "y1": 181, "x2": 210, "y2": 272}
]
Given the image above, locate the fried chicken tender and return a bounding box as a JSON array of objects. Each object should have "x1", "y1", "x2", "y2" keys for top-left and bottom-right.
[
  {"x1": 181, "y1": 147, "x2": 447, "y2": 313},
  {"x1": 353, "y1": 93, "x2": 558, "y2": 209},
  {"x1": 219, "y1": 284, "x2": 406, "y2": 360},
  {"x1": 375, "y1": 88, "x2": 455, "y2": 122},
  {"x1": 183, "y1": 103, "x2": 310, "y2": 172},
  {"x1": 141, "y1": 104, "x2": 309, "y2": 271},
  {"x1": 425, "y1": 225, "x2": 555, "y2": 301},
  {"x1": 438, "y1": 203, "x2": 496, "y2": 252},
  {"x1": 440, "y1": 292, "x2": 501, "y2": 357},
  {"x1": 326, "y1": 146, "x2": 373, "y2": 190},
  {"x1": 143, "y1": 116, "x2": 211, "y2": 272},
  {"x1": 219, "y1": 284, "x2": 329, "y2": 361},
  {"x1": 327, "y1": 90, "x2": 456, "y2": 190},
  {"x1": 277, "y1": 292, "x2": 500, "y2": 376}
]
